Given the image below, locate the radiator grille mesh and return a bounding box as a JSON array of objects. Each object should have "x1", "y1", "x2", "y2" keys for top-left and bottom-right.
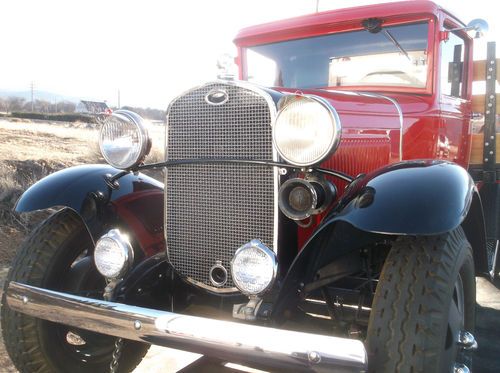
[{"x1": 165, "y1": 82, "x2": 275, "y2": 290}]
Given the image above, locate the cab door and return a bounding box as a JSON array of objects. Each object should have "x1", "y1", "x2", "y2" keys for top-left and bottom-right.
[{"x1": 439, "y1": 27, "x2": 471, "y2": 167}]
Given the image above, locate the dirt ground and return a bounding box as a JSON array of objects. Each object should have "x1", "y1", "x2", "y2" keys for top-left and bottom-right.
[{"x1": 0, "y1": 118, "x2": 499, "y2": 372}]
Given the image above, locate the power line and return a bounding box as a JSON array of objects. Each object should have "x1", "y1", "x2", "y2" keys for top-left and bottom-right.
[{"x1": 30, "y1": 81, "x2": 35, "y2": 111}]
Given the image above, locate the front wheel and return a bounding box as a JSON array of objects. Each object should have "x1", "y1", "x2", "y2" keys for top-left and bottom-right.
[
  {"x1": 1, "y1": 208, "x2": 149, "y2": 373},
  {"x1": 366, "y1": 228, "x2": 476, "y2": 372}
]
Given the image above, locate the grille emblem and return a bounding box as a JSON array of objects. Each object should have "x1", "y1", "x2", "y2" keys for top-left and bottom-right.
[{"x1": 205, "y1": 89, "x2": 229, "y2": 106}]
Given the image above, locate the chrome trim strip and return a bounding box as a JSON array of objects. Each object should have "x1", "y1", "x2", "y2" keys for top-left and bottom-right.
[
  {"x1": 490, "y1": 240, "x2": 499, "y2": 278},
  {"x1": 6, "y1": 282, "x2": 367, "y2": 372},
  {"x1": 164, "y1": 80, "x2": 279, "y2": 294},
  {"x1": 374, "y1": 94, "x2": 404, "y2": 162},
  {"x1": 187, "y1": 277, "x2": 237, "y2": 294},
  {"x1": 324, "y1": 90, "x2": 404, "y2": 161}
]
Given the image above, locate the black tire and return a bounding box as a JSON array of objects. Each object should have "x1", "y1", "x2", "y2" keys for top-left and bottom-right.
[
  {"x1": 1, "y1": 208, "x2": 149, "y2": 373},
  {"x1": 366, "y1": 228, "x2": 475, "y2": 373}
]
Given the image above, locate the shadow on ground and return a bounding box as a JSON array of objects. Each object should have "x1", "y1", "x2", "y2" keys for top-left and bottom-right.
[{"x1": 476, "y1": 305, "x2": 500, "y2": 372}]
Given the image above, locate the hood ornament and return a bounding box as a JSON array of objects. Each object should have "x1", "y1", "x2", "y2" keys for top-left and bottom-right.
[{"x1": 205, "y1": 89, "x2": 229, "y2": 106}]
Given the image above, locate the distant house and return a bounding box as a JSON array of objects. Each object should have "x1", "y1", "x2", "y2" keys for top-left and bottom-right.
[{"x1": 75, "y1": 100, "x2": 111, "y2": 115}]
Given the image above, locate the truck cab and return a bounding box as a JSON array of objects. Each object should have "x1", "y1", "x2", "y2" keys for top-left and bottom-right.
[
  {"x1": 234, "y1": 1, "x2": 493, "y2": 251},
  {"x1": 2, "y1": 2, "x2": 496, "y2": 373},
  {"x1": 235, "y1": 1, "x2": 474, "y2": 167}
]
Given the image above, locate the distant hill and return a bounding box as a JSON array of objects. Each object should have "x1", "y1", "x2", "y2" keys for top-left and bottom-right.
[{"x1": 0, "y1": 89, "x2": 80, "y2": 103}]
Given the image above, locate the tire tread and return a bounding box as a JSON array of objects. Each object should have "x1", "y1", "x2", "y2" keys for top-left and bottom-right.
[
  {"x1": 366, "y1": 228, "x2": 475, "y2": 372},
  {"x1": 1, "y1": 209, "x2": 147, "y2": 373}
]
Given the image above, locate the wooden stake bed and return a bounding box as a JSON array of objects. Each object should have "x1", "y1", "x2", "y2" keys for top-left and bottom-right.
[
  {"x1": 469, "y1": 44, "x2": 498, "y2": 175},
  {"x1": 470, "y1": 134, "x2": 500, "y2": 165}
]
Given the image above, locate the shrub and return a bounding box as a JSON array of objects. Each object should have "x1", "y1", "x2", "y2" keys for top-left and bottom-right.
[{"x1": 10, "y1": 112, "x2": 97, "y2": 123}]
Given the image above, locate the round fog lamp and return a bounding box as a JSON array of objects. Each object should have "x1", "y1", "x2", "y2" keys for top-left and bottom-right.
[
  {"x1": 94, "y1": 229, "x2": 134, "y2": 279},
  {"x1": 231, "y1": 240, "x2": 277, "y2": 296}
]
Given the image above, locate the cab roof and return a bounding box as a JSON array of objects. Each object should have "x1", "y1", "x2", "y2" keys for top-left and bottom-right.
[{"x1": 234, "y1": 1, "x2": 463, "y2": 46}]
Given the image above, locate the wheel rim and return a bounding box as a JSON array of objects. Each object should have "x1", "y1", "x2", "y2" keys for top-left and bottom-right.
[{"x1": 42, "y1": 245, "x2": 118, "y2": 366}]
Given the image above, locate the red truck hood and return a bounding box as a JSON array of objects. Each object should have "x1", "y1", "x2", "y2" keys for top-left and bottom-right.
[
  {"x1": 273, "y1": 87, "x2": 433, "y2": 246},
  {"x1": 275, "y1": 88, "x2": 412, "y2": 179},
  {"x1": 273, "y1": 88, "x2": 434, "y2": 186},
  {"x1": 275, "y1": 88, "x2": 403, "y2": 130}
]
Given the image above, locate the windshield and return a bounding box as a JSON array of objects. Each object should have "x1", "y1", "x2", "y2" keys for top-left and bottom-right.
[{"x1": 244, "y1": 22, "x2": 429, "y2": 89}]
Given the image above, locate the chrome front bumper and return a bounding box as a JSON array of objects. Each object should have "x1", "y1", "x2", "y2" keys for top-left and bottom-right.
[{"x1": 6, "y1": 281, "x2": 367, "y2": 372}]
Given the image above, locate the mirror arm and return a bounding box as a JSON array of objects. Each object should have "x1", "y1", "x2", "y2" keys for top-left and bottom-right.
[{"x1": 448, "y1": 26, "x2": 477, "y2": 33}]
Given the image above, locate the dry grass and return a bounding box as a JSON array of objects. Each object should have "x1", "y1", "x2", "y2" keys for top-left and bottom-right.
[
  {"x1": 0, "y1": 119, "x2": 101, "y2": 164},
  {"x1": 0, "y1": 118, "x2": 101, "y2": 264},
  {"x1": 0, "y1": 117, "x2": 171, "y2": 372},
  {"x1": 0, "y1": 118, "x2": 164, "y2": 265}
]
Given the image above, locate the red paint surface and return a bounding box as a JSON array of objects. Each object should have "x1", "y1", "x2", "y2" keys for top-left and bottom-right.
[
  {"x1": 113, "y1": 189, "x2": 165, "y2": 257},
  {"x1": 118, "y1": 1, "x2": 476, "y2": 257},
  {"x1": 234, "y1": 1, "x2": 473, "y2": 248}
]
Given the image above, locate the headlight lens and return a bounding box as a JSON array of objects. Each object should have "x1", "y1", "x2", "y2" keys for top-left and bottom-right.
[
  {"x1": 231, "y1": 240, "x2": 277, "y2": 296},
  {"x1": 273, "y1": 95, "x2": 341, "y2": 166},
  {"x1": 99, "y1": 110, "x2": 151, "y2": 169},
  {"x1": 94, "y1": 229, "x2": 134, "y2": 279}
]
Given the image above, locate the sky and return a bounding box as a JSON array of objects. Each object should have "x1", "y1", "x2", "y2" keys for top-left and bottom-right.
[{"x1": 1, "y1": 0, "x2": 498, "y2": 109}]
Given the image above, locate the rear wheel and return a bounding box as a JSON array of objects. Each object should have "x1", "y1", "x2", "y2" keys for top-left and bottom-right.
[
  {"x1": 1, "y1": 208, "x2": 149, "y2": 373},
  {"x1": 366, "y1": 228, "x2": 476, "y2": 372}
]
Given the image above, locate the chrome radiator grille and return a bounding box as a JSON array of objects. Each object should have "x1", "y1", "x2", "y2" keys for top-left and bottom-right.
[{"x1": 165, "y1": 82, "x2": 276, "y2": 291}]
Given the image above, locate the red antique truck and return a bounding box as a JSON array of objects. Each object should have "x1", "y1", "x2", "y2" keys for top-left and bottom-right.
[{"x1": 1, "y1": 1, "x2": 497, "y2": 372}]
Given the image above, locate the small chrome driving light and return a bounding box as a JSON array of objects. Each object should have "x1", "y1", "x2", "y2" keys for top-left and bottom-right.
[
  {"x1": 94, "y1": 229, "x2": 134, "y2": 279},
  {"x1": 273, "y1": 95, "x2": 341, "y2": 167},
  {"x1": 99, "y1": 110, "x2": 151, "y2": 169},
  {"x1": 231, "y1": 240, "x2": 277, "y2": 296}
]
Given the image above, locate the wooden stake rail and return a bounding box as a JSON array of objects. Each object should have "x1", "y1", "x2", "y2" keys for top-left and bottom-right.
[
  {"x1": 469, "y1": 41, "x2": 498, "y2": 182},
  {"x1": 473, "y1": 58, "x2": 500, "y2": 82}
]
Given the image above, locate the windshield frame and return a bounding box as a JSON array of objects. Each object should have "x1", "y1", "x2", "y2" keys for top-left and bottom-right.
[{"x1": 238, "y1": 15, "x2": 437, "y2": 96}]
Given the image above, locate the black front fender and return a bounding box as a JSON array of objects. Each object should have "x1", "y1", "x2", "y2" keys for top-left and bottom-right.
[
  {"x1": 334, "y1": 160, "x2": 475, "y2": 235},
  {"x1": 15, "y1": 164, "x2": 163, "y2": 216},
  {"x1": 273, "y1": 160, "x2": 485, "y2": 318}
]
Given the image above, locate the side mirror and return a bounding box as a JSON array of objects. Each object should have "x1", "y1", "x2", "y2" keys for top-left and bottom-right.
[
  {"x1": 467, "y1": 19, "x2": 489, "y2": 39},
  {"x1": 449, "y1": 19, "x2": 489, "y2": 39}
]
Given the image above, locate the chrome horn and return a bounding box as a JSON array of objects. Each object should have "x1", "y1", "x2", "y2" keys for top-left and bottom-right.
[{"x1": 278, "y1": 176, "x2": 336, "y2": 221}]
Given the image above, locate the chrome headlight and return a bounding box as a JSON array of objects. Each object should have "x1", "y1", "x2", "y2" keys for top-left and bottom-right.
[
  {"x1": 99, "y1": 110, "x2": 151, "y2": 169},
  {"x1": 94, "y1": 229, "x2": 134, "y2": 279},
  {"x1": 273, "y1": 95, "x2": 341, "y2": 166},
  {"x1": 231, "y1": 240, "x2": 277, "y2": 296}
]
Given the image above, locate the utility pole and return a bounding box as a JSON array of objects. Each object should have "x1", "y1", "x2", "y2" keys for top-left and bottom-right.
[
  {"x1": 30, "y1": 81, "x2": 35, "y2": 112},
  {"x1": 118, "y1": 89, "x2": 121, "y2": 109},
  {"x1": 316, "y1": 0, "x2": 319, "y2": 12}
]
